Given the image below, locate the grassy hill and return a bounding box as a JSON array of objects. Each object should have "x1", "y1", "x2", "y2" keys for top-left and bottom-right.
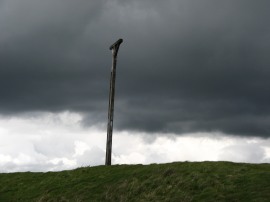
[{"x1": 0, "y1": 161, "x2": 270, "y2": 201}]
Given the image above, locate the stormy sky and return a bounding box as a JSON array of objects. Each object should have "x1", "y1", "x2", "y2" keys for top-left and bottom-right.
[{"x1": 1, "y1": 0, "x2": 270, "y2": 172}]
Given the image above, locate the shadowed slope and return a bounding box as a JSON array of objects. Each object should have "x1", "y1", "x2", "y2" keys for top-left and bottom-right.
[{"x1": 0, "y1": 162, "x2": 270, "y2": 201}]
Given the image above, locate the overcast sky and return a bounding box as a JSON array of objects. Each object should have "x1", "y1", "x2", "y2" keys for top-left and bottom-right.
[{"x1": 1, "y1": 0, "x2": 270, "y2": 172}]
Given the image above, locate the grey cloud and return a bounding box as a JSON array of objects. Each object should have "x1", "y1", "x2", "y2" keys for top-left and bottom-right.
[
  {"x1": 76, "y1": 146, "x2": 105, "y2": 166},
  {"x1": 1, "y1": 0, "x2": 270, "y2": 137},
  {"x1": 218, "y1": 143, "x2": 266, "y2": 163}
]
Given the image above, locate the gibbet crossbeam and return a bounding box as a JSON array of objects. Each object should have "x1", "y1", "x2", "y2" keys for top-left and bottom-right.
[{"x1": 105, "y1": 39, "x2": 123, "y2": 166}]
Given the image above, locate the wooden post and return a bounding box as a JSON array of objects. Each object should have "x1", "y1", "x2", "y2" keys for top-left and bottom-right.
[{"x1": 105, "y1": 39, "x2": 123, "y2": 166}]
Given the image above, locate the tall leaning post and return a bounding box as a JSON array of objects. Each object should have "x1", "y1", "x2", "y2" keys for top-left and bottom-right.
[{"x1": 105, "y1": 39, "x2": 123, "y2": 166}]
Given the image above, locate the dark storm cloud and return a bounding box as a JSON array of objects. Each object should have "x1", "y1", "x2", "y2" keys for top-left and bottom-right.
[{"x1": 1, "y1": 0, "x2": 270, "y2": 137}]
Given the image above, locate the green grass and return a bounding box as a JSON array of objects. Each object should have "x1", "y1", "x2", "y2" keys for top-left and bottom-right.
[{"x1": 0, "y1": 161, "x2": 270, "y2": 201}]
